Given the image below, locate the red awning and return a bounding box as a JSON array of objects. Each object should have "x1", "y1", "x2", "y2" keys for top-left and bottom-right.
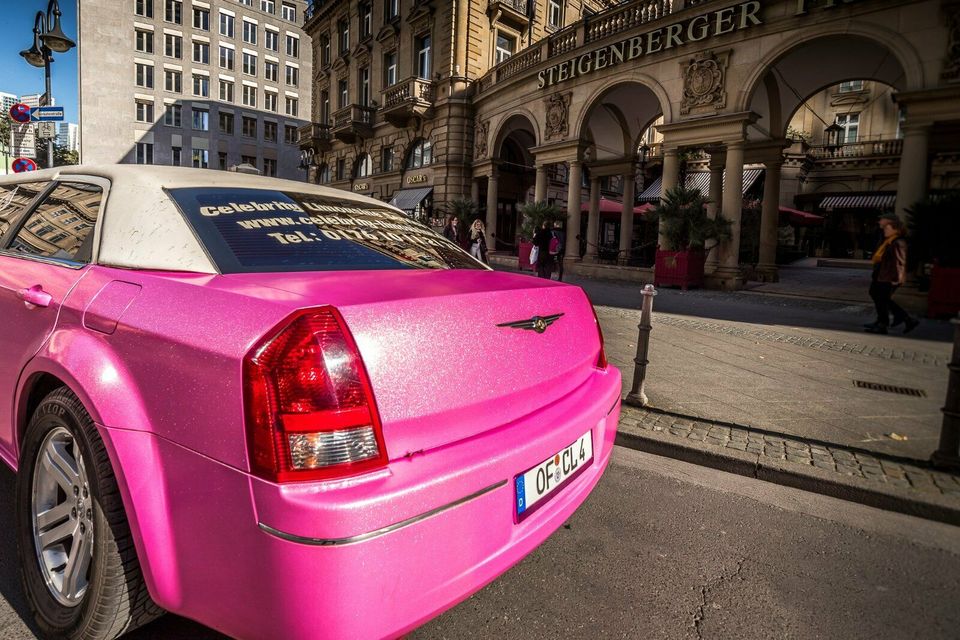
[
  {"x1": 581, "y1": 197, "x2": 653, "y2": 217},
  {"x1": 780, "y1": 206, "x2": 824, "y2": 226}
]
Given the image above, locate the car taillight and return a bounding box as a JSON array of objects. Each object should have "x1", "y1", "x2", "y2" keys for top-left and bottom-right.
[
  {"x1": 243, "y1": 307, "x2": 387, "y2": 483},
  {"x1": 590, "y1": 304, "x2": 608, "y2": 369}
]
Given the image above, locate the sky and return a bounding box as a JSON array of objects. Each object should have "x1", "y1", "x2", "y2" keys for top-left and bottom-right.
[{"x1": 0, "y1": 0, "x2": 78, "y2": 122}]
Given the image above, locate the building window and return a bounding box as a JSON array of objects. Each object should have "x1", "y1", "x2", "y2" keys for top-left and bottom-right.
[
  {"x1": 355, "y1": 153, "x2": 372, "y2": 178},
  {"x1": 219, "y1": 45, "x2": 235, "y2": 70},
  {"x1": 360, "y1": 3, "x2": 372, "y2": 39},
  {"x1": 320, "y1": 33, "x2": 331, "y2": 66},
  {"x1": 193, "y1": 41, "x2": 209, "y2": 64},
  {"x1": 336, "y1": 158, "x2": 346, "y2": 181},
  {"x1": 338, "y1": 19, "x2": 349, "y2": 53},
  {"x1": 135, "y1": 29, "x2": 154, "y2": 54},
  {"x1": 264, "y1": 91, "x2": 278, "y2": 112},
  {"x1": 281, "y1": 2, "x2": 296, "y2": 21},
  {"x1": 193, "y1": 74, "x2": 210, "y2": 97},
  {"x1": 286, "y1": 34, "x2": 299, "y2": 58},
  {"x1": 242, "y1": 84, "x2": 257, "y2": 107},
  {"x1": 338, "y1": 79, "x2": 348, "y2": 108},
  {"x1": 406, "y1": 138, "x2": 432, "y2": 169},
  {"x1": 163, "y1": 103, "x2": 182, "y2": 126},
  {"x1": 135, "y1": 100, "x2": 154, "y2": 122},
  {"x1": 242, "y1": 154, "x2": 257, "y2": 167},
  {"x1": 192, "y1": 108, "x2": 209, "y2": 130},
  {"x1": 264, "y1": 29, "x2": 279, "y2": 51},
  {"x1": 135, "y1": 63, "x2": 154, "y2": 88},
  {"x1": 164, "y1": 0, "x2": 181, "y2": 24},
  {"x1": 218, "y1": 151, "x2": 228, "y2": 169},
  {"x1": 547, "y1": 0, "x2": 563, "y2": 29},
  {"x1": 384, "y1": 51, "x2": 397, "y2": 86},
  {"x1": 136, "y1": 142, "x2": 154, "y2": 165},
  {"x1": 164, "y1": 69, "x2": 182, "y2": 93},
  {"x1": 164, "y1": 33, "x2": 182, "y2": 58},
  {"x1": 839, "y1": 80, "x2": 864, "y2": 93},
  {"x1": 285, "y1": 96, "x2": 299, "y2": 117},
  {"x1": 320, "y1": 90, "x2": 330, "y2": 123},
  {"x1": 243, "y1": 20, "x2": 257, "y2": 45},
  {"x1": 242, "y1": 52, "x2": 257, "y2": 75},
  {"x1": 172, "y1": 146, "x2": 182, "y2": 166},
  {"x1": 285, "y1": 64, "x2": 299, "y2": 87},
  {"x1": 219, "y1": 80, "x2": 235, "y2": 102},
  {"x1": 381, "y1": 146, "x2": 394, "y2": 172},
  {"x1": 416, "y1": 34, "x2": 431, "y2": 79},
  {"x1": 317, "y1": 163, "x2": 330, "y2": 183},
  {"x1": 237, "y1": 0, "x2": 251, "y2": 5},
  {"x1": 242, "y1": 116, "x2": 257, "y2": 137},
  {"x1": 495, "y1": 31, "x2": 515, "y2": 64},
  {"x1": 220, "y1": 12, "x2": 235, "y2": 37},
  {"x1": 262, "y1": 158, "x2": 277, "y2": 177},
  {"x1": 835, "y1": 113, "x2": 860, "y2": 143},
  {"x1": 384, "y1": 0, "x2": 398, "y2": 21},
  {"x1": 219, "y1": 111, "x2": 235, "y2": 134},
  {"x1": 193, "y1": 7, "x2": 210, "y2": 30},
  {"x1": 264, "y1": 121, "x2": 277, "y2": 142},
  {"x1": 284, "y1": 124, "x2": 297, "y2": 144},
  {"x1": 135, "y1": 0, "x2": 153, "y2": 19},
  {"x1": 359, "y1": 66, "x2": 370, "y2": 106},
  {"x1": 265, "y1": 60, "x2": 279, "y2": 82},
  {"x1": 260, "y1": 0, "x2": 275, "y2": 13},
  {"x1": 192, "y1": 148, "x2": 209, "y2": 168}
]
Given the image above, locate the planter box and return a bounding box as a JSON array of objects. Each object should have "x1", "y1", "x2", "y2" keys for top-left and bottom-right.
[
  {"x1": 518, "y1": 241, "x2": 535, "y2": 271},
  {"x1": 928, "y1": 264, "x2": 960, "y2": 318},
  {"x1": 654, "y1": 248, "x2": 706, "y2": 290}
]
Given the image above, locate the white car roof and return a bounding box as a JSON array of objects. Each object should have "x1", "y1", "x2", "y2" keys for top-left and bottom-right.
[{"x1": 0, "y1": 165, "x2": 404, "y2": 274}]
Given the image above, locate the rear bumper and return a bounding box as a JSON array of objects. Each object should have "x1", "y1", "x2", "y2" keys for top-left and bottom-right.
[{"x1": 101, "y1": 367, "x2": 622, "y2": 640}]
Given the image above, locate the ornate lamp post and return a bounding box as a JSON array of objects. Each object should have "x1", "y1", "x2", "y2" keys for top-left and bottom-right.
[
  {"x1": 823, "y1": 121, "x2": 844, "y2": 155},
  {"x1": 19, "y1": 0, "x2": 76, "y2": 169}
]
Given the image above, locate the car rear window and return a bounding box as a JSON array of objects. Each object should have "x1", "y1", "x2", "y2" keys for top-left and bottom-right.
[{"x1": 167, "y1": 187, "x2": 484, "y2": 273}]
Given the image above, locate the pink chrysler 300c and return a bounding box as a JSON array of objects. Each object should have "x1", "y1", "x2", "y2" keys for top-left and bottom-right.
[{"x1": 0, "y1": 166, "x2": 621, "y2": 640}]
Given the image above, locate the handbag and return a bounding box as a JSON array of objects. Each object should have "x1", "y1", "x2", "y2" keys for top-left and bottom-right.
[{"x1": 529, "y1": 245, "x2": 539, "y2": 265}]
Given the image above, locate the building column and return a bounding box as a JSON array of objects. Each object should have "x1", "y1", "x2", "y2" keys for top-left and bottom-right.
[
  {"x1": 586, "y1": 176, "x2": 601, "y2": 260},
  {"x1": 485, "y1": 168, "x2": 498, "y2": 250},
  {"x1": 565, "y1": 160, "x2": 583, "y2": 261},
  {"x1": 659, "y1": 147, "x2": 680, "y2": 249},
  {"x1": 470, "y1": 177, "x2": 480, "y2": 205},
  {"x1": 757, "y1": 155, "x2": 783, "y2": 282},
  {"x1": 705, "y1": 151, "x2": 725, "y2": 273},
  {"x1": 619, "y1": 170, "x2": 636, "y2": 264},
  {"x1": 534, "y1": 163, "x2": 548, "y2": 203},
  {"x1": 715, "y1": 140, "x2": 745, "y2": 290},
  {"x1": 895, "y1": 124, "x2": 931, "y2": 218}
]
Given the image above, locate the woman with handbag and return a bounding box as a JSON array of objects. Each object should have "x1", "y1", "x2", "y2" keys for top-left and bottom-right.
[{"x1": 469, "y1": 219, "x2": 488, "y2": 264}]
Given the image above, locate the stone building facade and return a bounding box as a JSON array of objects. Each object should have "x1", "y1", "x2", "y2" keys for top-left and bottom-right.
[{"x1": 79, "y1": 0, "x2": 312, "y2": 179}]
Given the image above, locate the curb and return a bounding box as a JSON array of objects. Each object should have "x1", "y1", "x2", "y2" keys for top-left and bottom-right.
[{"x1": 614, "y1": 424, "x2": 960, "y2": 528}]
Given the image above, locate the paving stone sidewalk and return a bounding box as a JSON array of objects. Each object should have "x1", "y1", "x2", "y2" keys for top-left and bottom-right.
[{"x1": 616, "y1": 405, "x2": 960, "y2": 524}]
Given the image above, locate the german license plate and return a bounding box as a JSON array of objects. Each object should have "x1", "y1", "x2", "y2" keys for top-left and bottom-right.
[{"x1": 515, "y1": 430, "x2": 593, "y2": 521}]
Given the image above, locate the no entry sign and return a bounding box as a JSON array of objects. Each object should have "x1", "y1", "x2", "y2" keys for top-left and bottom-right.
[
  {"x1": 9, "y1": 103, "x2": 31, "y2": 124},
  {"x1": 13, "y1": 158, "x2": 38, "y2": 173}
]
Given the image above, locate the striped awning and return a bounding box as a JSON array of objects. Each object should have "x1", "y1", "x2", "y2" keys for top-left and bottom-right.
[
  {"x1": 819, "y1": 194, "x2": 896, "y2": 210},
  {"x1": 388, "y1": 187, "x2": 433, "y2": 212},
  {"x1": 638, "y1": 169, "x2": 763, "y2": 202}
]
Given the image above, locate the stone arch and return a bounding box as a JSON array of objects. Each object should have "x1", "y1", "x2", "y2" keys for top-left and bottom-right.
[
  {"x1": 490, "y1": 109, "x2": 540, "y2": 160},
  {"x1": 574, "y1": 76, "x2": 669, "y2": 162}
]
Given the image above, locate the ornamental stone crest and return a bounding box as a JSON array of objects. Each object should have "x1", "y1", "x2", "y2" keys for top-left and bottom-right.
[
  {"x1": 544, "y1": 92, "x2": 572, "y2": 140},
  {"x1": 680, "y1": 51, "x2": 730, "y2": 115},
  {"x1": 474, "y1": 118, "x2": 489, "y2": 159}
]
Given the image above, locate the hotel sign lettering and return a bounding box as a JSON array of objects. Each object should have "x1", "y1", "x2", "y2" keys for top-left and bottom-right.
[{"x1": 538, "y1": 1, "x2": 762, "y2": 90}]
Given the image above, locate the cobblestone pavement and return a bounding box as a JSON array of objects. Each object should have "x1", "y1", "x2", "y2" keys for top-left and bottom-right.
[{"x1": 620, "y1": 405, "x2": 960, "y2": 501}]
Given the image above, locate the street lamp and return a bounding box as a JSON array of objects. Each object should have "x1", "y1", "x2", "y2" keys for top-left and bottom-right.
[
  {"x1": 823, "y1": 121, "x2": 844, "y2": 154},
  {"x1": 19, "y1": 0, "x2": 76, "y2": 169}
]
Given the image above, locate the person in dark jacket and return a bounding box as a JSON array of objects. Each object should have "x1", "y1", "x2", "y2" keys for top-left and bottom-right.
[
  {"x1": 865, "y1": 214, "x2": 918, "y2": 334},
  {"x1": 532, "y1": 221, "x2": 555, "y2": 279},
  {"x1": 442, "y1": 215, "x2": 460, "y2": 245},
  {"x1": 552, "y1": 221, "x2": 566, "y2": 282}
]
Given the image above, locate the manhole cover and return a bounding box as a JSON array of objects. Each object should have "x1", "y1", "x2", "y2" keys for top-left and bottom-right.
[{"x1": 853, "y1": 380, "x2": 927, "y2": 397}]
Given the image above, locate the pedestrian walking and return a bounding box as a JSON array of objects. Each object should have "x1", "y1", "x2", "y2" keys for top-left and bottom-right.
[
  {"x1": 532, "y1": 221, "x2": 555, "y2": 279},
  {"x1": 469, "y1": 219, "x2": 488, "y2": 264},
  {"x1": 552, "y1": 221, "x2": 566, "y2": 281},
  {"x1": 442, "y1": 215, "x2": 460, "y2": 245},
  {"x1": 864, "y1": 214, "x2": 919, "y2": 335}
]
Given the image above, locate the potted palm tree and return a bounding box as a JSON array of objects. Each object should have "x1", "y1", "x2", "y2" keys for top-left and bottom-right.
[
  {"x1": 651, "y1": 186, "x2": 731, "y2": 290},
  {"x1": 518, "y1": 201, "x2": 566, "y2": 271}
]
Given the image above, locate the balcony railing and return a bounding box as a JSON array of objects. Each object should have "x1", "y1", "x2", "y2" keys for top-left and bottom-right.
[
  {"x1": 488, "y1": 0, "x2": 529, "y2": 17},
  {"x1": 331, "y1": 104, "x2": 376, "y2": 142},
  {"x1": 585, "y1": 0, "x2": 674, "y2": 45},
  {"x1": 809, "y1": 138, "x2": 904, "y2": 160},
  {"x1": 382, "y1": 77, "x2": 435, "y2": 108},
  {"x1": 495, "y1": 47, "x2": 542, "y2": 83},
  {"x1": 297, "y1": 123, "x2": 332, "y2": 152}
]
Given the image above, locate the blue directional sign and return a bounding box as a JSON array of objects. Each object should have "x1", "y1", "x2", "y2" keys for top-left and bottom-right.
[{"x1": 30, "y1": 106, "x2": 65, "y2": 122}]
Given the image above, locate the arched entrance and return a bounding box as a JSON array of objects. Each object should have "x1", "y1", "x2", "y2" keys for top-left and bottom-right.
[{"x1": 487, "y1": 113, "x2": 538, "y2": 252}]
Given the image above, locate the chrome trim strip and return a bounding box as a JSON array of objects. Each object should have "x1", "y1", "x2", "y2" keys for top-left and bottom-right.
[
  {"x1": 608, "y1": 398, "x2": 620, "y2": 416},
  {"x1": 258, "y1": 479, "x2": 508, "y2": 547}
]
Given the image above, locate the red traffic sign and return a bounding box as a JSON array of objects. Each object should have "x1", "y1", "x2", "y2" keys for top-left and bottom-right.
[
  {"x1": 9, "y1": 103, "x2": 32, "y2": 124},
  {"x1": 13, "y1": 158, "x2": 38, "y2": 173}
]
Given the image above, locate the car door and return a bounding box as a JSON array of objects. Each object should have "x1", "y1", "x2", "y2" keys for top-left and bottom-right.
[{"x1": 0, "y1": 178, "x2": 108, "y2": 462}]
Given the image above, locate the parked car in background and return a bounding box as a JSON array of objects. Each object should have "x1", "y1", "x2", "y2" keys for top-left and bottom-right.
[{"x1": 0, "y1": 166, "x2": 621, "y2": 640}]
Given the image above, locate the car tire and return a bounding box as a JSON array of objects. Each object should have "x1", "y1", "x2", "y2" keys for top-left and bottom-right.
[{"x1": 15, "y1": 386, "x2": 163, "y2": 640}]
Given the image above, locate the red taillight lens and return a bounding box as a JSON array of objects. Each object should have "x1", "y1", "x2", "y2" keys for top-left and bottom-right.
[
  {"x1": 243, "y1": 307, "x2": 387, "y2": 483},
  {"x1": 590, "y1": 304, "x2": 608, "y2": 369}
]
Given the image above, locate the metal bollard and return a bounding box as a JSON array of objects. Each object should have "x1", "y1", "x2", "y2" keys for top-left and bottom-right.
[
  {"x1": 624, "y1": 284, "x2": 657, "y2": 407},
  {"x1": 932, "y1": 316, "x2": 960, "y2": 471}
]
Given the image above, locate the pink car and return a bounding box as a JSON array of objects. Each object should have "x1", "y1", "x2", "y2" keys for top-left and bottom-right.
[{"x1": 0, "y1": 166, "x2": 621, "y2": 640}]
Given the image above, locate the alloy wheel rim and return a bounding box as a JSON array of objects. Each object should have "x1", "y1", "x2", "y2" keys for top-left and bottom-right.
[{"x1": 31, "y1": 426, "x2": 93, "y2": 607}]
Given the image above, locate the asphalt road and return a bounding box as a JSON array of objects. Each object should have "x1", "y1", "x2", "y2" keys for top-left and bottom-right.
[{"x1": 2, "y1": 448, "x2": 958, "y2": 640}]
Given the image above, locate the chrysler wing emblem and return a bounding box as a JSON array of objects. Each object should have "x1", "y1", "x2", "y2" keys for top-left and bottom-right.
[{"x1": 497, "y1": 313, "x2": 564, "y2": 334}]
